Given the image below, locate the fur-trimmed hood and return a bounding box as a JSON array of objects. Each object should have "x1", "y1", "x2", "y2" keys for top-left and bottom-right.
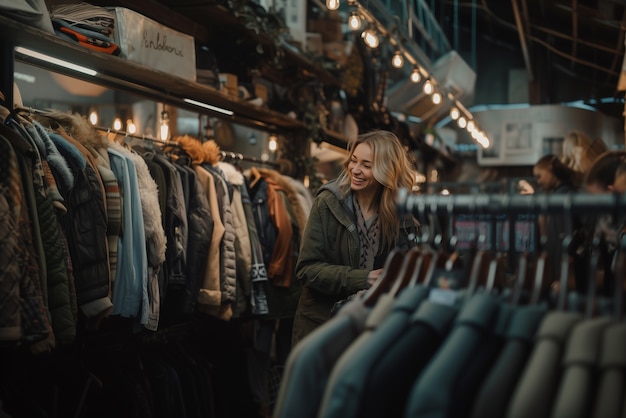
[{"x1": 217, "y1": 161, "x2": 244, "y2": 186}]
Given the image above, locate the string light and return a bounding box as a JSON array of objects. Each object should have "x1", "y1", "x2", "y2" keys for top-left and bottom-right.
[
  {"x1": 362, "y1": 28, "x2": 379, "y2": 48},
  {"x1": 431, "y1": 91, "x2": 442, "y2": 104},
  {"x1": 450, "y1": 107, "x2": 460, "y2": 120},
  {"x1": 348, "y1": 12, "x2": 361, "y2": 30},
  {"x1": 391, "y1": 50, "x2": 404, "y2": 68},
  {"x1": 410, "y1": 67, "x2": 421, "y2": 83},
  {"x1": 457, "y1": 116, "x2": 467, "y2": 129},
  {"x1": 422, "y1": 79, "x2": 434, "y2": 95},
  {"x1": 326, "y1": 0, "x2": 340, "y2": 10}
]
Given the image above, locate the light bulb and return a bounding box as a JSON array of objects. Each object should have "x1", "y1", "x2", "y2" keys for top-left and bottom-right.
[
  {"x1": 362, "y1": 29, "x2": 379, "y2": 48},
  {"x1": 89, "y1": 109, "x2": 98, "y2": 125},
  {"x1": 113, "y1": 117, "x2": 122, "y2": 131},
  {"x1": 348, "y1": 12, "x2": 361, "y2": 30},
  {"x1": 326, "y1": 0, "x2": 340, "y2": 10},
  {"x1": 466, "y1": 120, "x2": 475, "y2": 132},
  {"x1": 450, "y1": 107, "x2": 460, "y2": 120},
  {"x1": 268, "y1": 134, "x2": 278, "y2": 152},
  {"x1": 458, "y1": 116, "x2": 467, "y2": 129},
  {"x1": 127, "y1": 119, "x2": 137, "y2": 134},
  {"x1": 410, "y1": 67, "x2": 421, "y2": 83},
  {"x1": 423, "y1": 80, "x2": 433, "y2": 95},
  {"x1": 391, "y1": 51, "x2": 404, "y2": 68},
  {"x1": 431, "y1": 92, "x2": 442, "y2": 104},
  {"x1": 160, "y1": 110, "x2": 170, "y2": 141}
]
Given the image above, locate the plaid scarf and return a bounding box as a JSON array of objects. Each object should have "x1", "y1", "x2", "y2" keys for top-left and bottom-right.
[{"x1": 354, "y1": 197, "x2": 380, "y2": 270}]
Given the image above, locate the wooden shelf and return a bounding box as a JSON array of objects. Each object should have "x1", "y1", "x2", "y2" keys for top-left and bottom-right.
[{"x1": 0, "y1": 15, "x2": 305, "y2": 131}]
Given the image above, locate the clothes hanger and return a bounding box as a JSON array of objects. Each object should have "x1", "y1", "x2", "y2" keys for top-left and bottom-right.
[
  {"x1": 362, "y1": 248, "x2": 405, "y2": 307},
  {"x1": 249, "y1": 165, "x2": 262, "y2": 188},
  {"x1": 584, "y1": 233, "x2": 602, "y2": 318},
  {"x1": 422, "y1": 202, "x2": 464, "y2": 288},
  {"x1": 557, "y1": 196, "x2": 574, "y2": 310},
  {"x1": 528, "y1": 194, "x2": 553, "y2": 305},
  {"x1": 406, "y1": 198, "x2": 433, "y2": 288},
  {"x1": 612, "y1": 233, "x2": 626, "y2": 321},
  {"x1": 389, "y1": 246, "x2": 421, "y2": 297}
]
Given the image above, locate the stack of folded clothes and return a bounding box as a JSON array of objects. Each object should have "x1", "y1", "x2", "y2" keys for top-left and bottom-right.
[{"x1": 50, "y1": 3, "x2": 120, "y2": 56}]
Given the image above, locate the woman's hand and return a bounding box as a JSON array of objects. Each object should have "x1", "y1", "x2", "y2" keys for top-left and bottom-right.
[{"x1": 367, "y1": 268, "x2": 384, "y2": 287}]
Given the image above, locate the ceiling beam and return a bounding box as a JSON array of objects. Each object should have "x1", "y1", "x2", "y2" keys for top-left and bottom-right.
[{"x1": 512, "y1": 0, "x2": 534, "y2": 81}]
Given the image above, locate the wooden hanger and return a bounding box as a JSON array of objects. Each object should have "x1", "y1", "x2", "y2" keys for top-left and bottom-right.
[
  {"x1": 511, "y1": 251, "x2": 530, "y2": 305},
  {"x1": 389, "y1": 247, "x2": 421, "y2": 297},
  {"x1": 249, "y1": 165, "x2": 262, "y2": 188},
  {"x1": 362, "y1": 249, "x2": 405, "y2": 307}
]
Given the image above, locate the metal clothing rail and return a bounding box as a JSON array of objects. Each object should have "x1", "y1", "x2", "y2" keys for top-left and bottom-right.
[
  {"x1": 396, "y1": 189, "x2": 626, "y2": 217},
  {"x1": 219, "y1": 150, "x2": 280, "y2": 169},
  {"x1": 93, "y1": 125, "x2": 181, "y2": 147}
]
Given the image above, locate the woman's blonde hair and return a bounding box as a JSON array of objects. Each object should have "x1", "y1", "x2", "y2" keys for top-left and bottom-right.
[{"x1": 337, "y1": 130, "x2": 416, "y2": 250}]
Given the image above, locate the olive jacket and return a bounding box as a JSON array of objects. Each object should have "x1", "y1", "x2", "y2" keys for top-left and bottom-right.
[{"x1": 292, "y1": 179, "x2": 417, "y2": 345}]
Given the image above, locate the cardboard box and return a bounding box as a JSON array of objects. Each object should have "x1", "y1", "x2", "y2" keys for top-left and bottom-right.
[
  {"x1": 218, "y1": 73, "x2": 238, "y2": 97},
  {"x1": 110, "y1": 7, "x2": 196, "y2": 81},
  {"x1": 305, "y1": 33, "x2": 323, "y2": 55}
]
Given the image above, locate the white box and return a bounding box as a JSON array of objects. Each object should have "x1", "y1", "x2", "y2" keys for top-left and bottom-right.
[{"x1": 110, "y1": 7, "x2": 196, "y2": 82}]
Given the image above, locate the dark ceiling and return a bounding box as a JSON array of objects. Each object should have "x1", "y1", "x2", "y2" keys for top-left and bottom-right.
[{"x1": 440, "y1": 0, "x2": 625, "y2": 116}]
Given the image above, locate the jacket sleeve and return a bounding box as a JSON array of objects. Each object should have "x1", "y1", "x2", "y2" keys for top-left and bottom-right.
[{"x1": 295, "y1": 194, "x2": 369, "y2": 297}]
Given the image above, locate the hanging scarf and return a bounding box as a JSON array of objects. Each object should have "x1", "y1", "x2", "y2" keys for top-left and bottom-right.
[{"x1": 354, "y1": 197, "x2": 380, "y2": 270}]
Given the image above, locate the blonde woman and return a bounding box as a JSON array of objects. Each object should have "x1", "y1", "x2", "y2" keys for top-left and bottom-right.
[{"x1": 292, "y1": 130, "x2": 419, "y2": 345}]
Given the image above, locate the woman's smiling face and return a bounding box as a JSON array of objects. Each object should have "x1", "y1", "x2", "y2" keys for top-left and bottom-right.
[{"x1": 348, "y1": 143, "x2": 379, "y2": 194}]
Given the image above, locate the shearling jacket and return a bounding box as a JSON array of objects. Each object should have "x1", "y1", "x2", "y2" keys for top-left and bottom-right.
[{"x1": 292, "y1": 179, "x2": 418, "y2": 345}]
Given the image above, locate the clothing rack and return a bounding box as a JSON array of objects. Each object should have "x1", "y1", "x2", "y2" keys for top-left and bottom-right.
[
  {"x1": 396, "y1": 188, "x2": 626, "y2": 217},
  {"x1": 93, "y1": 125, "x2": 181, "y2": 147},
  {"x1": 219, "y1": 150, "x2": 281, "y2": 168}
]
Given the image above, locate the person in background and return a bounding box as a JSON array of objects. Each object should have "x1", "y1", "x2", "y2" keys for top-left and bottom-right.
[
  {"x1": 583, "y1": 150, "x2": 626, "y2": 297},
  {"x1": 291, "y1": 130, "x2": 419, "y2": 346},
  {"x1": 532, "y1": 154, "x2": 583, "y2": 297},
  {"x1": 533, "y1": 154, "x2": 582, "y2": 193}
]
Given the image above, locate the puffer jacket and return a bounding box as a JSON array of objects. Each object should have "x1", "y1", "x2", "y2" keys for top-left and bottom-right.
[{"x1": 292, "y1": 179, "x2": 417, "y2": 345}]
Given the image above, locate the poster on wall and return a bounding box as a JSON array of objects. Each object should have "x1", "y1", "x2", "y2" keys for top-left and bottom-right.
[{"x1": 503, "y1": 121, "x2": 533, "y2": 155}]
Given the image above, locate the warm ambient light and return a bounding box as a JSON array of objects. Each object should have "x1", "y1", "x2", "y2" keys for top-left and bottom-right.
[
  {"x1": 160, "y1": 110, "x2": 170, "y2": 141},
  {"x1": 183, "y1": 98, "x2": 234, "y2": 116},
  {"x1": 326, "y1": 0, "x2": 340, "y2": 10},
  {"x1": 362, "y1": 29, "x2": 379, "y2": 48},
  {"x1": 113, "y1": 117, "x2": 122, "y2": 131},
  {"x1": 348, "y1": 12, "x2": 361, "y2": 30},
  {"x1": 422, "y1": 79, "x2": 434, "y2": 95},
  {"x1": 410, "y1": 67, "x2": 421, "y2": 83},
  {"x1": 15, "y1": 47, "x2": 97, "y2": 76},
  {"x1": 268, "y1": 133, "x2": 278, "y2": 152},
  {"x1": 450, "y1": 107, "x2": 460, "y2": 120},
  {"x1": 391, "y1": 51, "x2": 404, "y2": 69},
  {"x1": 431, "y1": 92, "x2": 442, "y2": 105},
  {"x1": 457, "y1": 116, "x2": 467, "y2": 129},
  {"x1": 89, "y1": 109, "x2": 98, "y2": 125},
  {"x1": 127, "y1": 119, "x2": 137, "y2": 134}
]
